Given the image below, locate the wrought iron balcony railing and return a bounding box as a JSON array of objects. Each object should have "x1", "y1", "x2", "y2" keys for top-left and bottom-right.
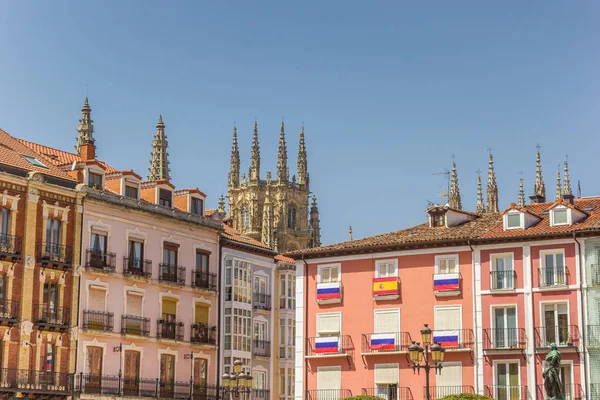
[
  {"x1": 253, "y1": 293, "x2": 271, "y2": 310},
  {"x1": 483, "y1": 328, "x2": 527, "y2": 350},
  {"x1": 306, "y1": 389, "x2": 353, "y2": 400},
  {"x1": 83, "y1": 310, "x2": 114, "y2": 332},
  {"x1": 536, "y1": 383, "x2": 583, "y2": 400},
  {"x1": 192, "y1": 271, "x2": 217, "y2": 291},
  {"x1": 85, "y1": 249, "x2": 116, "y2": 272},
  {"x1": 363, "y1": 387, "x2": 413, "y2": 400},
  {"x1": 33, "y1": 304, "x2": 70, "y2": 328},
  {"x1": 539, "y1": 266, "x2": 568, "y2": 287},
  {"x1": 16, "y1": 369, "x2": 74, "y2": 394},
  {"x1": 0, "y1": 299, "x2": 19, "y2": 321},
  {"x1": 159, "y1": 264, "x2": 186, "y2": 285},
  {"x1": 534, "y1": 325, "x2": 579, "y2": 349},
  {"x1": 485, "y1": 385, "x2": 528, "y2": 400},
  {"x1": 252, "y1": 340, "x2": 271, "y2": 357},
  {"x1": 37, "y1": 242, "x2": 73, "y2": 269},
  {"x1": 306, "y1": 335, "x2": 353, "y2": 357},
  {"x1": 361, "y1": 332, "x2": 412, "y2": 354},
  {"x1": 490, "y1": 270, "x2": 516, "y2": 290},
  {"x1": 121, "y1": 315, "x2": 150, "y2": 336},
  {"x1": 0, "y1": 233, "x2": 22, "y2": 260},
  {"x1": 157, "y1": 320, "x2": 184, "y2": 341},
  {"x1": 252, "y1": 389, "x2": 270, "y2": 400},
  {"x1": 123, "y1": 257, "x2": 152, "y2": 278},
  {"x1": 191, "y1": 323, "x2": 216, "y2": 345},
  {"x1": 426, "y1": 386, "x2": 474, "y2": 400}
]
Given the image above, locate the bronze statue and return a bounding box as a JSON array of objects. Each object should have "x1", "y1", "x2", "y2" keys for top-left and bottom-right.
[{"x1": 542, "y1": 343, "x2": 563, "y2": 400}]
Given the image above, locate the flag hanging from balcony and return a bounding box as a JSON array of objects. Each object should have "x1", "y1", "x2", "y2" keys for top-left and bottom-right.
[
  {"x1": 433, "y1": 273, "x2": 460, "y2": 292},
  {"x1": 370, "y1": 333, "x2": 395, "y2": 351},
  {"x1": 372, "y1": 277, "x2": 398, "y2": 296},
  {"x1": 315, "y1": 336, "x2": 340, "y2": 354},
  {"x1": 316, "y1": 282, "x2": 341, "y2": 300},
  {"x1": 433, "y1": 330, "x2": 459, "y2": 347}
]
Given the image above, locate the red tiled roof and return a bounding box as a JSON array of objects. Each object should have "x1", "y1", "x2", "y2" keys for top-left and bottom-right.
[
  {"x1": 0, "y1": 129, "x2": 78, "y2": 181},
  {"x1": 17, "y1": 138, "x2": 117, "y2": 173},
  {"x1": 204, "y1": 208, "x2": 217, "y2": 217},
  {"x1": 175, "y1": 188, "x2": 207, "y2": 197},
  {"x1": 222, "y1": 225, "x2": 272, "y2": 250},
  {"x1": 275, "y1": 254, "x2": 295, "y2": 264}
]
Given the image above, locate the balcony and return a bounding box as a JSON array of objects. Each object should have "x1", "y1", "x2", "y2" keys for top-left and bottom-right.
[
  {"x1": 159, "y1": 264, "x2": 186, "y2": 285},
  {"x1": 485, "y1": 385, "x2": 528, "y2": 400},
  {"x1": 483, "y1": 328, "x2": 527, "y2": 351},
  {"x1": 85, "y1": 249, "x2": 116, "y2": 272},
  {"x1": 539, "y1": 266, "x2": 568, "y2": 288},
  {"x1": 361, "y1": 332, "x2": 412, "y2": 354},
  {"x1": 36, "y1": 242, "x2": 73, "y2": 270},
  {"x1": 363, "y1": 387, "x2": 413, "y2": 400},
  {"x1": 0, "y1": 234, "x2": 22, "y2": 261},
  {"x1": 316, "y1": 281, "x2": 342, "y2": 304},
  {"x1": 587, "y1": 325, "x2": 600, "y2": 348},
  {"x1": 83, "y1": 310, "x2": 114, "y2": 332},
  {"x1": 372, "y1": 277, "x2": 400, "y2": 300},
  {"x1": 15, "y1": 369, "x2": 73, "y2": 395},
  {"x1": 306, "y1": 335, "x2": 353, "y2": 358},
  {"x1": 490, "y1": 270, "x2": 516, "y2": 291},
  {"x1": 432, "y1": 329, "x2": 474, "y2": 351},
  {"x1": 306, "y1": 390, "x2": 352, "y2": 400},
  {"x1": 535, "y1": 325, "x2": 579, "y2": 350},
  {"x1": 253, "y1": 293, "x2": 271, "y2": 310},
  {"x1": 192, "y1": 271, "x2": 217, "y2": 291},
  {"x1": 428, "y1": 386, "x2": 474, "y2": 400},
  {"x1": 252, "y1": 389, "x2": 270, "y2": 400},
  {"x1": 123, "y1": 257, "x2": 152, "y2": 278},
  {"x1": 536, "y1": 383, "x2": 583, "y2": 400},
  {"x1": 121, "y1": 315, "x2": 150, "y2": 336},
  {"x1": 33, "y1": 304, "x2": 70, "y2": 330},
  {"x1": 433, "y1": 273, "x2": 461, "y2": 296},
  {"x1": 191, "y1": 323, "x2": 216, "y2": 345},
  {"x1": 157, "y1": 320, "x2": 184, "y2": 341},
  {"x1": 252, "y1": 340, "x2": 271, "y2": 357},
  {"x1": 0, "y1": 299, "x2": 19, "y2": 324}
]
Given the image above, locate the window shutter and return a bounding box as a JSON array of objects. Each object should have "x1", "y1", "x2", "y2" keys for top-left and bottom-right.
[
  {"x1": 162, "y1": 298, "x2": 178, "y2": 316},
  {"x1": 374, "y1": 364, "x2": 398, "y2": 384},
  {"x1": 375, "y1": 310, "x2": 399, "y2": 333},
  {"x1": 126, "y1": 293, "x2": 143, "y2": 316},
  {"x1": 88, "y1": 288, "x2": 106, "y2": 311},
  {"x1": 317, "y1": 367, "x2": 341, "y2": 391},
  {"x1": 195, "y1": 304, "x2": 209, "y2": 324},
  {"x1": 435, "y1": 307, "x2": 461, "y2": 330},
  {"x1": 317, "y1": 314, "x2": 341, "y2": 335},
  {"x1": 436, "y1": 363, "x2": 462, "y2": 386}
]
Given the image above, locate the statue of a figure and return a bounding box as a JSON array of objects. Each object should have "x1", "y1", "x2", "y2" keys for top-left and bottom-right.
[{"x1": 542, "y1": 343, "x2": 563, "y2": 400}]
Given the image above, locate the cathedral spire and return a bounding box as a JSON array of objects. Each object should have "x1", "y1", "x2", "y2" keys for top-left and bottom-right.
[
  {"x1": 555, "y1": 165, "x2": 562, "y2": 201},
  {"x1": 563, "y1": 158, "x2": 574, "y2": 203},
  {"x1": 476, "y1": 172, "x2": 486, "y2": 214},
  {"x1": 261, "y1": 178, "x2": 274, "y2": 248},
  {"x1": 218, "y1": 195, "x2": 226, "y2": 213},
  {"x1": 75, "y1": 97, "x2": 94, "y2": 154},
  {"x1": 486, "y1": 153, "x2": 499, "y2": 213},
  {"x1": 276, "y1": 121, "x2": 289, "y2": 183},
  {"x1": 228, "y1": 125, "x2": 240, "y2": 189},
  {"x1": 309, "y1": 195, "x2": 321, "y2": 248},
  {"x1": 249, "y1": 121, "x2": 260, "y2": 183},
  {"x1": 448, "y1": 161, "x2": 462, "y2": 210},
  {"x1": 530, "y1": 146, "x2": 546, "y2": 203},
  {"x1": 148, "y1": 115, "x2": 171, "y2": 182},
  {"x1": 297, "y1": 125, "x2": 308, "y2": 188},
  {"x1": 518, "y1": 176, "x2": 525, "y2": 207}
]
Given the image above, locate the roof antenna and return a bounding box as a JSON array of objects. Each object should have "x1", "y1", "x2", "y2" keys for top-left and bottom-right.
[{"x1": 577, "y1": 180, "x2": 581, "y2": 198}]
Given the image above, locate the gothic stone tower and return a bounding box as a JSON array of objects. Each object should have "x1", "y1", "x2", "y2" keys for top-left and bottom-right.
[{"x1": 227, "y1": 122, "x2": 321, "y2": 252}]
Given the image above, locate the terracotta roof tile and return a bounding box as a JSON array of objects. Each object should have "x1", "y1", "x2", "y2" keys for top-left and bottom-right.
[
  {"x1": 0, "y1": 129, "x2": 78, "y2": 182},
  {"x1": 204, "y1": 208, "x2": 217, "y2": 217},
  {"x1": 222, "y1": 225, "x2": 272, "y2": 250},
  {"x1": 275, "y1": 254, "x2": 295, "y2": 264},
  {"x1": 17, "y1": 138, "x2": 117, "y2": 173}
]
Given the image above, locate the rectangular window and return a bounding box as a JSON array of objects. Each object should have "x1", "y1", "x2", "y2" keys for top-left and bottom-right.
[
  {"x1": 90, "y1": 233, "x2": 107, "y2": 254},
  {"x1": 506, "y1": 214, "x2": 521, "y2": 229},
  {"x1": 317, "y1": 313, "x2": 341, "y2": 336},
  {"x1": 125, "y1": 185, "x2": 139, "y2": 199},
  {"x1": 128, "y1": 240, "x2": 144, "y2": 271},
  {"x1": 374, "y1": 309, "x2": 400, "y2": 333},
  {"x1": 42, "y1": 343, "x2": 55, "y2": 373},
  {"x1": 318, "y1": 265, "x2": 340, "y2": 283},
  {"x1": 86, "y1": 346, "x2": 103, "y2": 376},
  {"x1": 436, "y1": 363, "x2": 462, "y2": 387},
  {"x1": 493, "y1": 307, "x2": 517, "y2": 348},
  {"x1": 88, "y1": 172, "x2": 102, "y2": 189},
  {"x1": 316, "y1": 367, "x2": 341, "y2": 394},
  {"x1": 88, "y1": 287, "x2": 106, "y2": 312},
  {"x1": 432, "y1": 213, "x2": 445, "y2": 227},
  {"x1": 491, "y1": 254, "x2": 514, "y2": 290},
  {"x1": 543, "y1": 303, "x2": 569, "y2": 346},
  {"x1": 436, "y1": 256, "x2": 458, "y2": 274},
  {"x1": 46, "y1": 218, "x2": 62, "y2": 249},
  {"x1": 553, "y1": 209, "x2": 568, "y2": 225},
  {"x1": 159, "y1": 189, "x2": 172, "y2": 208},
  {"x1": 191, "y1": 198, "x2": 204, "y2": 215},
  {"x1": 163, "y1": 243, "x2": 178, "y2": 266},
  {"x1": 0, "y1": 209, "x2": 10, "y2": 236},
  {"x1": 254, "y1": 320, "x2": 267, "y2": 341},
  {"x1": 253, "y1": 371, "x2": 266, "y2": 390},
  {"x1": 126, "y1": 293, "x2": 143, "y2": 316},
  {"x1": 44, "y1": 282, "x2": 59, "y2": 311},
  {"x1": 254, "y1": 275, "x2": 268, "y2": 295},
  {"x1": 495, "y1": 362, "x2": 519, "y2": 400},
  {"x1": 195, "y1": 304, "x2": 209, "y2": 324},
  {"x1": 541, "y1": 251, "x2": 565, "y2": 286},
  {"x1": 196, "y1": 251, "x2": 209, "y2": 273},
  {"x1": 375, "y1": 260, "x2": 398, "y2": 278}
]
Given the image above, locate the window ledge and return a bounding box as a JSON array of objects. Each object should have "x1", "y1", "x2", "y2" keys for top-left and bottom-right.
[
  {"x1": 316, "y1": 298, "x2": 342, "y2": 305},
  {"x1": 433, "y1": 290, "x2": 461, "y2": 297},
  {"x1": 490, "y1": 288, "x2": 516, "y2": 293},
  {"x1": 373, "y1": 294, "x2": 400, "y2": 301}
]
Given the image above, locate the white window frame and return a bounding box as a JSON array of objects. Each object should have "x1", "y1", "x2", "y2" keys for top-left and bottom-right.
[
  {"x1": 375, "y1": 259, "x2": 398, "y2": 278},
  {"x1": 539, "y1": 249, "x2": 566, "y2": 287},
  {"x1": 490, "y1": 252, "x2": 515, "y2": 290},
  {"x1": 317, "y1": 263, "x2": 341, "y2": 283},
  {"x1": 550, "y1": 207, "x2": 571, "y2": 226},
  {"x1": 540, "y1": 301, "x2": 570, "y2": 329},
  {"x1": 434, "y1": 254, "x2": 459, "y2": 274},
  {"x1": 491, "y1": 359, "x2": 521, "y2": 395},
  {"x1": 503, "y1": 211, "x2": 523, "y2": 230}
]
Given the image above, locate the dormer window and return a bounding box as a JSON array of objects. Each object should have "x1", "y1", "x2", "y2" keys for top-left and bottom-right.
[
  {"x1": 431, "y1": 213, "x2": 445, "y2": 228},
  {"x1": 88, "y1": 172, "x2": 103, "y2": 189},
  {"x1": 551, "y1": 208, "x2": 569, "y2": 226},
  {"x1": 159, "y1": 189, "x2": 172, "y2": 208},
  {"x1": 191, "y1": 197, "x2": 204, "y2": 215},
  {"x1": 506, "y1": 213, "x2": 522, "y2": 229},
  {"x1": 125, "y1": 184, "x2": 139, "y2": 199}
]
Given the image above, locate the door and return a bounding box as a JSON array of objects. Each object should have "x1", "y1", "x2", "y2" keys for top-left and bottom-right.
[
  {"x1": 161, "y1": 299, "x2": 177, "y2": 339},
  {"x1": 195, "y1": 251, "x2": 209, "y2": 286},
  {"x1": 123, "y1": 350, "x2": 140, "y2": 395},
  {"x1": 253, "y1": 371, "x2": 267, "y2": 398},
  {"x1": 40, "y1": 344, "x2": 55, "y2": 385},
  {"x1": 90, "y1": 233, "x2": 107, "y2": 267},
  {"x1": 543, "y1": 252, "x2": 565, "y2": 286},
  {"x1": 43, "y1": 282, "x2": 59, "y2": 321},
  {"x1": 128, "y1": 240, "x2": 143, "y2": 273},
  {"x1": 374, "y1": 309, "x2": 400, "y2": 351},
  {"x1": 45, "y1": 218, "x2": 61, "y2": 256},
  {"x1": 494, "y1": 255, "x2": 513, "y2": 289},
  {"x1": 160, "y1": 354, "x2": 175, "y2": 397},
  {"x1": 254, "y1": 275, "x2": 268, "y2": 305},
  {"x1": 254, "y1": 321, "x2": 268, "y2": 355},
  {"x1": 495, "y1": 363, "x2": 519, "y2": 400},
  {"x1": 494, "y1": 307, "x2": 517, "y2": 348},
  {"x1": 560, "y1": 364, "x2": 572, "y2": 400},
  {"x1": 125, "y1": 293, "x2": 144, "y2": 334},
  {"x1": 85, "y1": 346, "x2": 103, "y2": 392},
  {"x1": 1, "y1": 209, "x2": 9, "y2": 244},
  {"x1": 543, "y1": 303, "x2": 569, "y2": 347},
  {"x1": 316, "y1": 367, "x2": 341, "y2": 400},
  {"x1": 162, "y1": 244, "x2": 178, "y2": 281},
  {"x1": 0, "y1": 275, "x2": 6, "y2": 315},
  {"x1": 193, "y1": 358, "x2": 207, "y2": 393}
]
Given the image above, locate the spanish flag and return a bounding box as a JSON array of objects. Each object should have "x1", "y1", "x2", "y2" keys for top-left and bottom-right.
[{"x1": 373, "y1": 277, "x2": 398, "y2": 296}]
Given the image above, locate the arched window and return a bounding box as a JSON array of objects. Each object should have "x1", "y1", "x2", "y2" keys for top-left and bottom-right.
[
  {"x1": 287, "y1": 206, "x2": 297, "y2": 229},
  {"x1": 240, "y1": 206, "x2": 250, "y2": 230}
]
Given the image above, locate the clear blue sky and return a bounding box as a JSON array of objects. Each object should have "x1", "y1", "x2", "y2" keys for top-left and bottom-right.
[{"x1": 1, "y1": 2, "x2": 599, "y2": 245}]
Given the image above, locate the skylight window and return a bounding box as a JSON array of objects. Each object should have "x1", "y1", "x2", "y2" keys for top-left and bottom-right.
[{"x1": 21, "y1": 154, "x2": 48, "y2": 169}]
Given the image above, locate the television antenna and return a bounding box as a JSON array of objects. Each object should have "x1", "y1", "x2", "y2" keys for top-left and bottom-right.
[{"x1": 432, "y1": 168, "x2": 450, "y2": 200}]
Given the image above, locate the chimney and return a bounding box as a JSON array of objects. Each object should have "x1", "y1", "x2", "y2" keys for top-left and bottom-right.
[{"x1": 80, "y1": 142, "x2": 96, "y2": 162}]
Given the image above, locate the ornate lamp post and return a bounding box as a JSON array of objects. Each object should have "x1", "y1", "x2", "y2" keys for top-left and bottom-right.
[
  {"x1": 221, "y1": 359, "x2": 253, "y2": 400},
  {"x1": 408, "y1": 324, "x2": 446, "y2": 400}
]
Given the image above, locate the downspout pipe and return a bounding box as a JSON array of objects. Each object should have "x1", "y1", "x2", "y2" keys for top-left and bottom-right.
[
  {"x1": 217, "y1": 238, "x2": 223, "y2": 387},
  {"x1": 573, "y1": 233, "x2": 589, "y2": 395},
  {"x1": 468, "y1": 239, "x2": 480, "y2": 394},
  {"x1": 303, "y1": 256, "x2": 309, "y2": 400}
]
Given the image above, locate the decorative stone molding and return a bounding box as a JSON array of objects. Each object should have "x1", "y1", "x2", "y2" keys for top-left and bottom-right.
[
  {"x1": 42, "y1": 200, "x2": 70, "y2": 222},
  {"x1": 3, "y1": 328, "x2": 11, "y2": 342},
  {"x1": 28, "y1": 171, "x2": 45, "y2": 183},
  {"x1": 21, "y1": 321, "x2": 33, "y2": 336},
  {"x1": 0, "y1": 190, "x2": 20, "y2": 211}
]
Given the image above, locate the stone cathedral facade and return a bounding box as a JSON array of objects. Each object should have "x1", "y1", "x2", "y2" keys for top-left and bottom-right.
[{"x1": 227, "y1": 122, "x2": 321, "y2": 253}]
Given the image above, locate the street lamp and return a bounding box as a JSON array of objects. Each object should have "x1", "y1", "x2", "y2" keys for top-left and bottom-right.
[
  {"x1": 221, "y1": 359, "x2": 253, "y2": 400},
  {"x1": 408, "y1": 324, "x2": 446, "y2": 400}
]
